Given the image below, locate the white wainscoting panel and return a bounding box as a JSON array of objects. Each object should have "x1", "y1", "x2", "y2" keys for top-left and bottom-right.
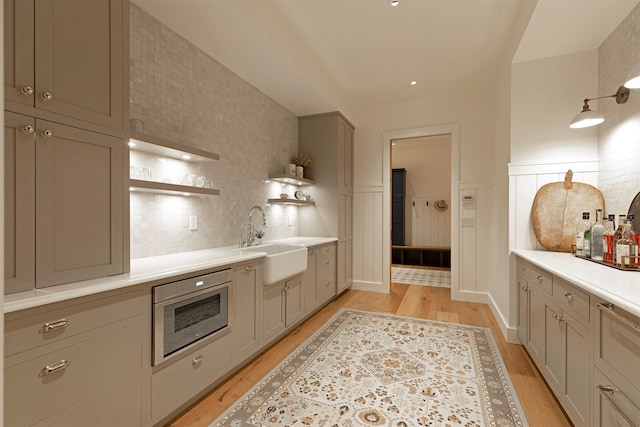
[
  {"x1": 353, "y1": 187, "x2": 385, "y2": 290},
  {"x1": 410, "y1": 197, "x2": 451, "y2": 247}
]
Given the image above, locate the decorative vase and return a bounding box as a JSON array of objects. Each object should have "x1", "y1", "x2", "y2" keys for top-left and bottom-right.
[
  {"x1": 287, "y1": 163, "x2": 296, "y2": 175},
  {"x1": 296, "y1": 166, "x2": 304, "y2": 178}
]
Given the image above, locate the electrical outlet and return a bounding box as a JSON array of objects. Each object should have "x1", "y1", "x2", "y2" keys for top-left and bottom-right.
[{"x1": 189, "y1": 215, "x2": 198, "y2": 231}]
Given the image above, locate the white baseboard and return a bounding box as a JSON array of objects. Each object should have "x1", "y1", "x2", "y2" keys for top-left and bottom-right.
[
  {"x1": 453, "y1": 289, "x2": 520, "y2": 344},
  {"x1": 351, "y1": 280, "x2": 388, "y2": 293}
]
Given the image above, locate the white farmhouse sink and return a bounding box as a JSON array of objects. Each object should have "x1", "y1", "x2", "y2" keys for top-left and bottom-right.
[{"x1": 240, "y1": 244, "x2": 307, "y2": 285}]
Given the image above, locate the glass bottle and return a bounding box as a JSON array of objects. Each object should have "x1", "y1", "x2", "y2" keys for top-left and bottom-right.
[
  {"x1": 575, "y1": 212, "x2": 590, "y2": 257},
  {"x1": 628, "y1": 214, "x2": 638, "y2": 267},
  {"x1": 583, "y1": 212, "x2": 592, "y2": 258},
  {"x1": 590, "y1": 209, "x2": 605, "y2": 261},
  {"x1": 603, "y1": 214, "x2": 615, "y2": 263},
  {"x1": 616, "y1": 223, "x2": 636, "y2": 267},
  {"x1": 612, "y1": 214, "x2": 627, "y2": 264}
]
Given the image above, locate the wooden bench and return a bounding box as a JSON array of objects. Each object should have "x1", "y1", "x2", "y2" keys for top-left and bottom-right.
[{"x1": 392, "y1": 245, "x2": 451, "y2": 268}]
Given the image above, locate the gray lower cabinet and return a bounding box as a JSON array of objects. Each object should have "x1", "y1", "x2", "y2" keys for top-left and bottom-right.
[
  {"x1": 263, "y1": 275, "x2": 304, "y2": 344},
  {"x1": 4, "y1": 0, "x2": 125, "y2": 132},
  {"x1": 231, "y1": 262, "x2": 261, "y2": 362},
  {"x1": 4, "y1": 112, "x2": 124, "y2": 292},
  {"x1": 4, "y1": 289, "x2": 144, "y2": 426},
  {"x1": 302, "y1": 243, "x2": 337, "y2": 314},
  {"x1": 515, "y1": 256, "x2": 634, "y2": 427},
  {"x1": 592, "y1": 298, "x2": 640, "y2": 427}
]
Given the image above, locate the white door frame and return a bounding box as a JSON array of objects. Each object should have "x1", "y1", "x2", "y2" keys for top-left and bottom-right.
[{"x1": 382, "y1": 124, "x2": 460, "y2": 296}]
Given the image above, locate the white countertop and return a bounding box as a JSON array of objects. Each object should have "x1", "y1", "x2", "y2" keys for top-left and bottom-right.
[
  {"x1": 513, "y1": 249, "x2": 640, "y2": 317},
  {"x1": 4, "y1": 237, "x2": 337, "y2": 314}
]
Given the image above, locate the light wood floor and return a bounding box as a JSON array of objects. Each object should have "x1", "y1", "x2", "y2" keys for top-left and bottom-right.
[{"x1": 169, "y1": 284, "x2": 571, "y2": 427}]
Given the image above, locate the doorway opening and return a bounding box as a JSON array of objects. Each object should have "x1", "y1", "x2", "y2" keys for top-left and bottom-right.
[
  {"x1": 391, "y1": 135, "x2": 452, "y2": 287},
  {"x1": 382, "y1": 124, "x2": 459, "y2": 296}
]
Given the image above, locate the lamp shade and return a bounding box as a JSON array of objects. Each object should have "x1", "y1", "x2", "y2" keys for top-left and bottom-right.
[
  {"x1": 569, "y1": 110, "x2": 605, "y2": 129},
  {"x1": 624, "y1": 74, "x2": 640, "y2": 89}
]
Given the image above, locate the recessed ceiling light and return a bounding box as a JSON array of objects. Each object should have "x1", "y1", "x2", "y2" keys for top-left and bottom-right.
[
  {"x1": 410, "y1": 81, "x2": 417, "y2": 86},
  {"x1": 181, "y1": 154, "x2": 191, "y2": 160},
  {"x1": 391, "y1": 0, "x2": 398, "y2": 6}
]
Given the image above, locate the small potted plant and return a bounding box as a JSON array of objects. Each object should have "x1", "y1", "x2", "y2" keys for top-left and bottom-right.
[
  {"x1": 254, "y1": 229, "x2": 265, "y2": 245},
  {"x1": 290, "y1": 154, "x2": 313, "y2": 178}
]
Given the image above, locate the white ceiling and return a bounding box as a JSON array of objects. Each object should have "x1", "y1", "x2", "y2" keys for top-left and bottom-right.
[{"x1": 132, "y1": 0, "x2": 638, "y2": 120}]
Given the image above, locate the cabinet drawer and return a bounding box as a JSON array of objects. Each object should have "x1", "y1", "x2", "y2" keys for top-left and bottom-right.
[
  {"x1": 316, "y1": 244, "x2": 336, "y2": 257},
  {"x1": 152, "y1": 333, "x2": 231, "y2": 421},
  {"x1": 5, "y1": 323, "x2": 142, "y2": 427},
  {"x1": 317, "y1": 274, "x2": 336, "y2": 304},
  {"x1": 5, "y1": 289, "x2": 142, "y2": 357},
  {"x1": 552, "y1": 277, "x2": 589, "y2": 322},
  {"x1": 517, "y1": 260, "x2": 552, "y2": 294},
  {"x1": 318, "y1": 254, "x2": 336, "y2": 278},
  {"x1": 593, "y1": 367, "x2": 640, "y2": 427},
  {"x1": 594, "y1": 300, "x2": 640, "y2": 395}
]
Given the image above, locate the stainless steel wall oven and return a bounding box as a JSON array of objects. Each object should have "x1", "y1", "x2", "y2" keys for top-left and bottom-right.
[{"x1": 153, "y1": 269, "x2": 231, "y2": 365}]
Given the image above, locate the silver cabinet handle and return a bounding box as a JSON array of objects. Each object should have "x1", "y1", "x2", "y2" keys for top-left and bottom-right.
[
  {"x1": 324, "y1": 281, "x2": 330, "y2": 287},
  {"x1": 39, "y1": 359, "x2": 70, "y2": 377},
  {"x1": 40, "y1": 91, "x2": 52, "y2": 101},
  {"x1": 191, "y1": 356, "x2": 203, "y2": 366},
  {"x1": 244, "y1": 265, "x2": 254, "y2": 271},
  {"x1": 22, "y1": 124, "x2": 34, "y2": 134},
  {"x1": 41, "y1": 129, "x2": 53, "y2": 138},
  {"x1": 552, "y1": 313, "x2": 565, "y2": 323},
  {"x1": 597, "y1": 385, "x2": 637, "y2": 427},
  {"x1": 597, "y1": 303, "x2": 640, "y2": 332},
  {"x1": 40, "y1": 319, "x2": 70, "y2": 333},
  {"x1": 21, "y1": 85, "x2": 34, "y2": 96},
  {"x1": 565, "y1": 293, "x2": 574, "y2": 302},
  {"x1": 520, "y1": 265, "x2": 525, "y2": 272},
  {"x1": 537, "y1": 275, "x2": 544, "y2": 282}
]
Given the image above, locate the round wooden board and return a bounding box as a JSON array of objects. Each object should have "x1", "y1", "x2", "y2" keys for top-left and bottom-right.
[{"x1": 532, "y1": 181, "x2": 604, "y2": 252}]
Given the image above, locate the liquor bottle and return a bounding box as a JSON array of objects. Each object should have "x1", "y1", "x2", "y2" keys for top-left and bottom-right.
[
  {"x1": 583, "y1": 212, "x2": 592, "y2": 258},
  {"x1": 575, "y1": 212, "x2": 590, "y2": 257},
  {"x1": 603, "y1": 215, "x2": 615, "y2": 263},
  {"x1": 590, "y1": 209, "x2": 605, "y2": 261},
  {"x1": 628, "y1": 214, "x2": 638, "y2": 267},
  {"x1": 616, "y1": 223, "x2": 637, "y2": 267},
  {"x1": 612, "y1": 214, "x2": 627, "y2": 264}
]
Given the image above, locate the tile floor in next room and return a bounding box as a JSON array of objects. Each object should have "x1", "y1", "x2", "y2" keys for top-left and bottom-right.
[{"x1": 169, "y1": 283, "x2": 571, "y2": 427}]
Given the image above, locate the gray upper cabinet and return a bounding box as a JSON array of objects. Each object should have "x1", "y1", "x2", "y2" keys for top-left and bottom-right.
[
  {"x1": 299, "y1": 112, "x2": 354, "y2": 293},
  {"x1": 4, "y1": 112, "x2": 35, "y2": 294},
  {"x1": 35, "y1": 119, "x2": 124, "y2": 287},
  {"x1": 4, "y1": 0, "x2": 124, "y2": 134},
  {"x1": 4, "y1": 0, "x2": 127, "y2": 293}
]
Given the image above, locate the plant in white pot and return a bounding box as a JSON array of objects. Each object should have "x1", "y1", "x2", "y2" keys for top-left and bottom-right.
[{"x1": 290, "y1": 154, "x2": 313, "y2": 178}]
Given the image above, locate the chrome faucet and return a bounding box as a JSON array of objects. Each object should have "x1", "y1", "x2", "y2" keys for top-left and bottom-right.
[
  {"x1": 239, "y1": 221, "x2": 254, "y2": 248},
  {"x1": 248, "y1": 205, "x2": 266, "y2": 226}
]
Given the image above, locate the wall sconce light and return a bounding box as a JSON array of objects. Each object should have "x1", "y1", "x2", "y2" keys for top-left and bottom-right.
[
  {"x1": 624, "y1": 74, "x2": 640, "y2": 89},
  {"x1": 569, "y1": 86, "x2": 630, "y2": 129}
]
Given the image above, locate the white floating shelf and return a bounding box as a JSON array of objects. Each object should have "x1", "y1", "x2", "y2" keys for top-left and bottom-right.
[
  {"x1": 130, "y1": 179, "x2": 220, "y2": 197},
  {"x1": 267, "y1": 198, "x2": 315, "y2": 206},
  {"x1": 266, "y1": 174, "x2": 314, "y2": 186},
  {"x1": 129, "y1": 131, "x2": 220, "y2": 162}
]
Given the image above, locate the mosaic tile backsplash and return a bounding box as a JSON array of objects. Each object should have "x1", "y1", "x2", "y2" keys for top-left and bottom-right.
[
  {"x1": 129, "y1": 4, "x2": 300, "y2": 258},
  {"x1": 598, "y1": 2, "x2": 640, "y2": 217}
]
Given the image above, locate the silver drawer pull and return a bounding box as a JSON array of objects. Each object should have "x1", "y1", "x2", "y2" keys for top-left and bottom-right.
[
  {"x1": 40, "y1": 319, "x2": 70, "y2": 333},
  {"x1": 520, "y1": 265, "x2": 525, "y2": 272},
  {"x1": 22, "y1": 124, "x2": 34, "y2": 134},
  {"x1": 40, "y1": 91, "x2": 53, "y2": 101},
  {"x1": 552, "y1": 313, "x2": 565, "y2": 323},
  {"x1": 597, "y1": 385, "x2": 638, "y2": 427},
  {"x1": 191, "y1": 356, "x2": 203, "y2": 366},
  {"x1": 564, "y1": 293, "x2": 574, "y2": 302},
  {"x1": 39, "y1": 360, "x2": 70, "y2": 377},
  {"x1": 21, "y1": 85, "x2": 34, "y2": 96},
  {"x1": 537, "y1": 275, "x2": 544, "y2": 282},
  {"x1": 597, "y1": 303, "x2": 640, "y2": 332},
  {"x1": 244, "y1": 265, "x2": 254, "y2": 271}
]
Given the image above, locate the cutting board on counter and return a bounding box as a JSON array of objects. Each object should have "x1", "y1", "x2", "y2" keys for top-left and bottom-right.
[{"x1": 532, "y1": 170, "x2": 604, "y2": 252}]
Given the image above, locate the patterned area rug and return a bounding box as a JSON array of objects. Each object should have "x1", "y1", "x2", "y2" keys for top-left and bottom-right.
[
  {"x1": 210, "y1": 309, "x2": 527, "y2": 427},
  {"x1": 392, "y1": 267, "x2": 451, "y2": 287}
]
